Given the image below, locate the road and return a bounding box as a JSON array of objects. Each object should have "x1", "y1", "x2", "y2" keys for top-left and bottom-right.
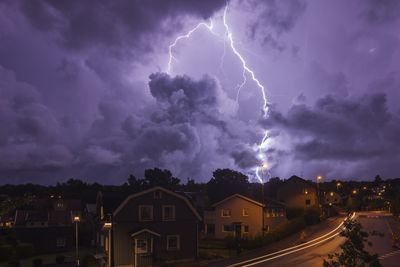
[{"x1": 225, "y1": 211, "x2": 400, "y2": 267}]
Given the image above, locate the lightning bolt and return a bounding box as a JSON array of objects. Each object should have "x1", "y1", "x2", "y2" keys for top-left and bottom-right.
[
  {"x1": 166, "y1": 20, "x2": 214, "y2": 74},
  {"x1": 166, "y1": 3, "x2": 271, "y2": 183},
  {"x1": 222, "y1": 4, "x2": 270, "y2": 183}
]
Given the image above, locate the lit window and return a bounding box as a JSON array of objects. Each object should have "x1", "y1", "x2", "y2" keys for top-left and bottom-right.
[
  {"x1": 56, "y1": 238, "x2": 66, "y2": 248},
  {"x1": 243, "y1": 225, "x2": 249, "y2": 233},
  {"x1": 162, "y1": 205, "x2": 176, "y2": 221},
  {"x1": 139, "y1": 206, "x2": 153, "y2": 221},
  {"x1": 221, "y1": 209, "x2": 231, "y2": 217},
  {"x1": 242, "y1": 208, "x2": 249, "y2": 217},
  {"x1": 136, "y1": 239, "x2": 148, "y2": 254},
  {"x1": 167, "y1": 235, "x2": 180, "y2": 250}
]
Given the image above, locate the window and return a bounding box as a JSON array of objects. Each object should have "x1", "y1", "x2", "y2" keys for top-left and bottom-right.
[
  {"x1": 242, "y1": 208, "x2": 249, "y2": 217},
  {"x1": 243, "y1": 225, "x2": 249, "y2": 233},
  {"x1": 162, "y1": 205, "x2": 176, "y2": 221},
  {"x1": 305, "y1": 199, "x2": 311, "y2": 206},
  {"x1": 56, "y1": 238, "x2": 66, "y2": 248},
  {"x1": 206, "y1": 224, "x2": 215, "y2": 235},
  {"x1": 167, "y1": 235, "x2": 180, "y2": 250},
  {"x1": 153, "y1": 191, "x2": 162, "y2": 199},
  {"x1": 222, "y1": 225, "x2": 233, "y2": 232},
  {"x1": 139, "y1": 205, "x2": 153, "y2": 221},
  {"x1": 221, "y1": 209, "x2": 231, "y2": 217},
  {"x1": 136, "y1": 239, "x2": 148, "y2": 254}
]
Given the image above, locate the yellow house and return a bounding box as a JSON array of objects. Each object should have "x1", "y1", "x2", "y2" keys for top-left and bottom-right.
[
  {"x1": 204, "y1": 194, "x2": 286, "y2": 239},
  {"x1": 277, "y1": 176, "x2": 318, "y2": 209}
]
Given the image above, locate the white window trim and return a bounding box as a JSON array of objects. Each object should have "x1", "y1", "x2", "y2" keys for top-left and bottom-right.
[
  {"x1": 221, "y1": 209, "x2": 231, "y2": 217},
  {"x1": 135, "y1": 239, "x2": 148, "y2": 254},
  {"x1": 162, "y1": 205, "x2": 176, "y2": 221},
  {"x1": 139, "y1": 205, "x2": 153, "y2": 221},
  {"x1": 222, "y1": 224, "x2": 233, "y2": 233},
  {"x1": 166, "y1": 235, "x2": 180, "y2": 250},
  {"x1": 242, "y1": 208, "x2": 249, "y2": 217}
]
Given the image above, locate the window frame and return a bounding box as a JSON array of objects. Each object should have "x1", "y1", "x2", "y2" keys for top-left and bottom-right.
[
  {"x1": 139, "y1": 205, "x2": 153, "y2": 221},
  {"x1": 243, "y1": 225, "x2": 249, "y2": 233},
  {"x1": 56, "y1": 237, "x2": 66, "y2": 248},
  {"x1": 136, "y1": 239, "x2": 148, "y2": 254},
  {"x1": 242, "y1": 208, "x2": 249, "y2": 217},
  {"x1": 222, "y1": 224, "x2": 233, "y2": 232},
  {"x1": 221, "y1": 209, "x2": 231, "y2": 217},
  {"x1": 166, "y1": 235, "x2": 180, "y2": 250},
  {"x1": 162, "y1": 205, "x2": 176, "y2": 221}
]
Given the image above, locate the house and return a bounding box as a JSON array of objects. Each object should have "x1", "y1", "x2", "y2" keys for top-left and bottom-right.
[
  {"x1": 99, "y1": 186, "x2": 201, "y2": 267},
  {"x1": 323, "y1": 191, "x2": 342, "y2": 206},
  {"x1": 203, "y1": 194, "x2": 286, "y2": 239},
  {"x1": 277, "y1": 176, "x2": 318, "y2": 209},
  {"x1": 13, "y1": 197, "x2": 83, "y2": 253}
]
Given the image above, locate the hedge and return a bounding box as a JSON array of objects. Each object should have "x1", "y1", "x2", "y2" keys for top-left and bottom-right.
[
  {"x1": 15, "y1": 243, "x2": 34, "y2": 259},
  {"x1": 0, "y1": 245, "x2": 15, "y2": 261}
]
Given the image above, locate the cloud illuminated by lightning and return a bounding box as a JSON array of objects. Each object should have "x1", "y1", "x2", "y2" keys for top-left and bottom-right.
[
  {"x1": 166, "y1": 20, "x2": 214, "y2": 74},
  {"x1": 166, "y1": 3, "x2": 271, "y2": 183}
]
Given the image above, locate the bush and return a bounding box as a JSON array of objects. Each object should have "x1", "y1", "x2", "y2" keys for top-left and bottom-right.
[
  {"x1": 286, "y1": 208, "x2": 305, "y2": 220},
  {"x1": 32, "y1": 258, "x2": 42, "y2": 267},
  {"x1": 15, "y1": 243, "x2": 34, "y2": 259},
  {"x1": 0, "y1": 245, "x2": 15, "y2": 261},
  {"x1": 6, "y1": 260, "x2": 20, "y2": 267},
  {"x1": 56, "y1": 255, "x2": 65, "y2": 264}
]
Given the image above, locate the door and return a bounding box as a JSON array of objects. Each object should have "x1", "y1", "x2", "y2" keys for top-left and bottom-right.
[
  {"x1": 134, "y1": 238, "x2": 153, "y2": 267},
  {"x1": 234, "y1": 224, "x2": 241, "y2": 238}
]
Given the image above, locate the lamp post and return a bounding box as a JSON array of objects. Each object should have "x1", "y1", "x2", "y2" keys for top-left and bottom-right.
[
  {"x1": 73, "y1": 216, "x2": 80, "y2": 266},
  {"x1": 104, "y1": 222, "x2": 112, "y2": 267},
  {"x1": 336, "y1": 182, "x2": 341, "y2": 191},
  {"x1": 261, "y1": 162, "x2": 268, "y2": 236},
  {"x1": 316, "y1": 176, "x2": 322, "y2": 205}
]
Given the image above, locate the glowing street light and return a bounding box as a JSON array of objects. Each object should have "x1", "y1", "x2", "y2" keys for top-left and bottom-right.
[
  {"x1": 336, "y1": 182, "x2": 341, "y2": 190},
  {"x1": 73, "y1": 216, "x2": 80, "y2": 266},
  {"x1": 352, "y1": 190, "x2": 357, "y2": 195}
]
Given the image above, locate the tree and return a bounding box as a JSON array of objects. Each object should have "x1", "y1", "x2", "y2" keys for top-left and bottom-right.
[
  {"x1": 143, "y1": 168, "x2": 181, "y2": 190},
  {"x1": 323, "y1": 219, "x2": 381, "y2": 267},
  {"x1": 207, "y1": 169, "x2": 250, "y2": 203}
]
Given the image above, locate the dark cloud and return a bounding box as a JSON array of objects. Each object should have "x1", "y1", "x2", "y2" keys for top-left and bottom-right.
[
  {"x1": 263, "y1": 93, "x2": 400, "y2": 179},
  {"x1": 246, "y1": 0, "x2": 307, "y2": 51},
  {"x1": 361, "y1": 0, "x2": 400, "y2": 24},
  {"x1": 16, "y1": 0, "x2": 227, "y2": 52}
]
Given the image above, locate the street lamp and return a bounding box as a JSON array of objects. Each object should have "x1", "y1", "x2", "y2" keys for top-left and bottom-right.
[
  {"x1": 261, "y1": 162, "x2": 268, "y2": 236},
  {"x1": 316, "y1": 176, "x2": 322, "y2": 206},
  {"x1": 73, "y1": 216, "x2": 80, "y2": 266},
  {"x1": 336, "y1": 182, "x2": 341, "y2": 190},
  {"x1": 103, "y1": 222, "x2": 112, "y2": 267}
]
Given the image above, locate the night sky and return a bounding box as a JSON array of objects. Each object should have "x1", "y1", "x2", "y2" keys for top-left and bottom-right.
[{"x1": 1, "y1": 0, "x2": 399, "y2": 184}]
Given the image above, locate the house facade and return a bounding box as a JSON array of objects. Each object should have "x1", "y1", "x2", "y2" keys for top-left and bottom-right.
[
  {"x1": 203, "y1": 194, "x2": 286, "y2": 239},
  {"x1": 14, "y1": 197, "x2": 83, "y2": 253},
  {"x1": 277, "y1": 176, "x2": 318, "y2": 209},
  {"x1": 100, "y1": 187, "x2": 201, "y2": 267}
]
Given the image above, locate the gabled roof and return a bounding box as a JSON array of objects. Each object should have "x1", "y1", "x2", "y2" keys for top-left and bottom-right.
[
  {"x1": 131, "y1": 228, "x2": 161, "y2": 237},
  {"x1": 211, "y1": 194, "x2": 265, "y2": 208},
  {"x1": 113, "y1": 186, "x2": 202, "y2": 221}
]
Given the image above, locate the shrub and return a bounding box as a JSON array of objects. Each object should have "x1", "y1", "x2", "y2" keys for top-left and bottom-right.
[
  {"x1": 286, "y1": 208, "x2": 305, "y2": 220},
  {"x1": 0, "y1": 245, "x2": 15, "y2": 261},
  {"x1": 55, "y1": 255, "x2": 65, "y2": 264},
  {"x1": 6, "y1": 260, "x2": 20, "y2": 267},
  {"x1": 32, "y1": 258, "x2": 42, "y2": 267},
  {"x1": 15, "y1": 243, "x2": 34, "y2": 259}
]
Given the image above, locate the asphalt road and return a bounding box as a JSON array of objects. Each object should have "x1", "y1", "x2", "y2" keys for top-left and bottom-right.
[{"x1": 227, "y1": 211, "x2": 400, "y2": 267}]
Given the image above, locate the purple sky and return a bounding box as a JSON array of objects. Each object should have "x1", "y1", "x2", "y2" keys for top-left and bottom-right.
[{"x1": 0, "y1": 0, "x2": 399, "y2": 184}]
